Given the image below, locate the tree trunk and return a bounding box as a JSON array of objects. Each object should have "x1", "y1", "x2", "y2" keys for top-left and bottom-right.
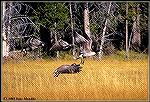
[
  {"x1": 84, "y1": 2, "x2": 92, "y2": 50},
  {"x1": 54, "y1": 22, "x2": 59, "y2": 58},
  {"x1": 125, "y1": 2, "x2": 129, "y2": 59},
  {"x1": 2, "y1": 1, "x2": 7, "y2": 57},
  {"x1": 70, "y1": 2, "x2": 76, "y2": 59},
  {"x1": 2, "y1": 1, "x2": 10, "y2": 58},
  {"x1": 98, "y1": 2, "x2": 112, "y2": 59},
  {"x1": 129, "y1": 4, "x2": 141, "y2": 51}
]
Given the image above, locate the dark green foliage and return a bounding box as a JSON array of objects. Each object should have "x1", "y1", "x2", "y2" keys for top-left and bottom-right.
[
  {"x1": 115, "y1": 2, "x2": 148, "y2": 52},
  {"x1": 30, "y1": 2, "x2": 69, "y2": 30},
  {"x1": 24, "y1": 2, "x2": 148, "y2": 58}
]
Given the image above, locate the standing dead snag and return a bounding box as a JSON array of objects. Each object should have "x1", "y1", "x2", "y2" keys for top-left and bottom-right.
[
  {"x1": 129, "y1": 4, "x2": 141, "y2": 52},
  {"x1": 84, "y1": 3, "x2": 92, "y2": 44},
  {"x1": 54, "y1": 22, "x2": 60, "y2": 58},
  {"x1": 98, "y1": 2, "x2": 112, "y2": 59},
  {"x1": 2, "y1": 2, "x2": 13, "y2": 58},
  {"x1": 69, "y1": 2, "x2": 76, "y2": 59},
  {"x1": 2, "y1": 1, "x2": 9, "y2": 57},
  {"x1": 79, "y1": 3, "x2": 95, "y2": 58},
  {"x1": 84, "y1": 2, "x2": 93, "y2": 53},
  {"x1": 125, "y1": 2, "x2": 129, "y2": 59},
  {"x1": 131, "y1": 15, "x2": 141, "y2": 51}
]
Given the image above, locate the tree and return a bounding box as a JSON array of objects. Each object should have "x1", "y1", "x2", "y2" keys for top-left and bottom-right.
[
  {"x1": 69, "y1": 2, "x2": 76, "y2": 59},
  {"x1": 129, "y1": 3, "x2": 141, "y2": 52},
  {"x1": 116, "y1": 2, "x2": 148, "y2": 53},
  {"x1": 2, "y1": 1, "x2": 13, "y2": 58},
  {"x1": 125, "y1": 2, "x2": 129, "y2": 59},
  {"x1": 139, "y1": 2, "x2": 148, "y2": 52},
  {"x1": 2, "y1": 1, "x2": 9, "y2": 57},
  {"x1": 30, "y1": 2, "x2": 69, "y2": 57},
  {"x1": 98, "y1": 2, "x2": 112, "y2": 59},
  {"x1": 84, "y1": 2, "x2": 92, "y2": 53}
]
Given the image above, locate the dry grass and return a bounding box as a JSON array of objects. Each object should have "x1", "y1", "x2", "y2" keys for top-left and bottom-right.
[{"x1": 1, "y1": 57, "x2": 148, "y2": 100}]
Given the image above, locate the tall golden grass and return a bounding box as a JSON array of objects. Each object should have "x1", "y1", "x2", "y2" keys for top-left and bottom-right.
[{"x1": 2, "y1": 57, "x2": 148, "y2": 100}]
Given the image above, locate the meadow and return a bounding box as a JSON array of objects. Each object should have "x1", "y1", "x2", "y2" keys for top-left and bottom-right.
[{"x1": 2, "y1": 53, "x2": 148, "y2": 101}]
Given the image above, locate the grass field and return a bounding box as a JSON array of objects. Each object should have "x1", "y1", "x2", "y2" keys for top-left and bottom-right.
[{"x1": 2, "y1": 56, "x2": 148, "y2": 100}]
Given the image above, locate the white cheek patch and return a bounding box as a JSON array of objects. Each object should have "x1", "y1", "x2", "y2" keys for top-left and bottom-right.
[
  {"x1": 42, "y1": 44, "x2": 44, "y2": 46},
  {"x1": 23, "y1": 49, "x2": 26, "y2": 52},
  {"x1": 79, "y1": 54, "x2": 83, "y2": 58}
]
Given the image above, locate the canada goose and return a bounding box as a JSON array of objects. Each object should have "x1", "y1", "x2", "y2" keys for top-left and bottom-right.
[
  {"x1": 49, "y1": 39, "x2": 72, "y2": 51},
  {"x1": 53, "y1": 63, "x2": 82, "y2": 77},
  {"x1": 21, "y1": 36, "x2": 44, "y2": 57},
  {"x1": 74, "y1": 31, "x2": 96, "y2": 61},
  {"x1": 53, "y1": 55, "x2": 84, "y2": 77}
]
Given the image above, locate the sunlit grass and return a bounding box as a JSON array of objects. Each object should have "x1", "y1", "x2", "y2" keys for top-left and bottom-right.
[{"x1": 2, "y1": 56, "x2": 148, "y2": 100}]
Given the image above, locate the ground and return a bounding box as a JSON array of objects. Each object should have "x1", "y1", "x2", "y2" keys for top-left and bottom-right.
[{"x1": 1, "y1": 57, "x2": 148, "y2": 100}]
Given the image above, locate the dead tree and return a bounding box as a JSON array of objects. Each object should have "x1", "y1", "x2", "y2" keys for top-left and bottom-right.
[
  {"x1": 125, "y1": 2, "x2": 129, "y2": 59},
  {"x1": 98, "y1": 2, "x2": 112, "y2": 59},
  {"x1": 84, "y1": 2, "x2": 92, "y2": 51},
  {"x1": 129, "y1": 4, "x2": 141, "y2": 52},
  {"x1": 69, "y1": 2, "x2": 76, "y2": 59},
  {"x1": 54, "y1": 22, "x2": 60, "y2": 58},
  {"x1": 2, "y1": 2, "x2": 13, "y2": 58},
  {"x1": 2, "y1": 2, "x2": 44, "y2": 59},
  {"x1": 2, "y1": 1, "x2": 9, "y2": 57},
  {"x1": 83, "y1": 3, "x2": 96, "y2": 58}
]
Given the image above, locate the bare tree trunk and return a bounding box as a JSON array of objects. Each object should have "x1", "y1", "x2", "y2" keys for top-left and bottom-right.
[
  {"x1": 9, "y1": 2, "x2": 14, "y2": 58},
  {"x1": 70, "y1": 2, "x2": 76, "y2": 59},
  {"x1": 135, "y1": 5, "x2": 141, "y2": 46},
  {"x1": 84, "y1": 2, "x2": 92, "y2": 50},
  {"x1": 125, "y1": 2, "x2": 129, "y2": 59},
  {"x1": 53, "y1": 4, "x2": 59, "y2": 58},
  {"x1": 54, "y1": 22, "x2": 59, "y2": 58},
  {"x1": 129, "y1": 4, "x2": 141, "y2": 52},
  {"x1": 2, "y1": 1, "x2": 11, "y2": 58},
  {"x1": 98, "y1": 2, "x2": 112, "y2": 59},
  {"x1": 2, "y1": 1, "x2": 8, "y2": 57}
]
